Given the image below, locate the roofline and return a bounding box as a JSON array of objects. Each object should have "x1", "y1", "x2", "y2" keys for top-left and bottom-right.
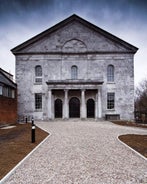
[
  {"x1": 0, "y1": 68, "x2": 13, "y2": 76},
  {"x1": 12, "y1": 51, "x2": 137, "y2": 56},
  {"x1": 11, "y1": 14, "x2": 78, "y2": 53},
  {"x1": 11, "y1": 14, "x2": 138, "y2": 54},
  {"x1": 0, "y1": 70, "x2": 17, "y2": 88}
]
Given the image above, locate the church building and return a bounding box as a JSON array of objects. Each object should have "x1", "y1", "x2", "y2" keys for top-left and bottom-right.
[{"x1": 11, "y1": 14, "x2": 138, "y2": 121}]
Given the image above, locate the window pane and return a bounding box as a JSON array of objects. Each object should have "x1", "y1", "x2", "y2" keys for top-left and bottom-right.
[
  {"x1": 35, "y1": 65, "x2": 42, "y2": 83},
  {"x1": 8, "y1": 88, "x2": 12, "y2": 97},
  {"x1": 35, "y1": 66, "x2": 42, "y2": 76},
  {"x1": 107, "y1": 93, "x2": 115, "y2": 109},
  {"x1": 35, "y1": 93, "x2": 42, "y2": 110},
  {"x1": 107, "y1": 65, "x2": 114, "y2": 82},
  {"x1": 3, "y1": 86, "x2": 8, "y2": 97},
  {"x1": 71, "y1": 66, "x2": 78, "y2": 79}
]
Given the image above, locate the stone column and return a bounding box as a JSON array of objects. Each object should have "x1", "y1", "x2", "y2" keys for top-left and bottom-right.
[
  {"x1": 48, "y1": 89, "x2": 52, "y2": 120},
  {"x1": 64, "y1": 89, "x2": 69, "y2": 119},
  {"x1": 98, "y1": 88, "x2": 102, "y2": 118},
  {"x1": 95, "y1": 91, "x2": 98, "y2": 119},
  {"x1": 52, "y1": 92, "x2": 54, "y2": 119},
  {"x1": 81, "y1": 89, "x2": 86, "y2": 119}
]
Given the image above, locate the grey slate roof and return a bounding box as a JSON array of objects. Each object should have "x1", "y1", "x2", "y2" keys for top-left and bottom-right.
[{"x1": 0, "y1": 69, "x2": 16, "y2": 88}]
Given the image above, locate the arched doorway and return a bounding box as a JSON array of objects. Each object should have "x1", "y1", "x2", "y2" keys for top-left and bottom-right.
[
  {"x1": 87, "y1": 99, "x2": 95, "y2": 118},
  {"x1": 69, "y1": 97, "x2": 80, "y2": 118},
  {"x1": 54, "y1": 99, "x2": 62, "y2": 118}
]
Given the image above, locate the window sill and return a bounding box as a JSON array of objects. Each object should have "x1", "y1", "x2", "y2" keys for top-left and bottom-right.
[
  {"x1": 107, "y1": 109, "x2": 115, "y2": 111},
  {"x1": 34, "y1": 83, "x2": 42, "y2": 85},
  {"x1": 107, "y1": 82, "x2": 115, "y2": 84},
  {"x1": 35, "y1": 109, "x2": 42, "y2": 112}
]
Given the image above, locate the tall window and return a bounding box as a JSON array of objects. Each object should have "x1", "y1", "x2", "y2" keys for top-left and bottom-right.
[
  {"x1": 107, "y1": 93, "x2": 115, "y2": 109},
  {"x1": 71, "y1": 65, "x2": 78, "y2": 79},
  {"x1": 35, "y1": 93, "x2": 42, "y2": 110},
  {"x1": 35, "y1": 65, "x2": 42, "y2": 83},
  {"x1": 107, "y1": 65, "x2": 114, "y2": 82}
]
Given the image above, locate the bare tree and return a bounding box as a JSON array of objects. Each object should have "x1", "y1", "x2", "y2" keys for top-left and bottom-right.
[{"x1": 135, "y1": 79, "x2": 147, "y2": 111}]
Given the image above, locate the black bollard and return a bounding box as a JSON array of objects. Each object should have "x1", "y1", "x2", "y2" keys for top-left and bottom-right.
[
  {"x1": 32, "y1": 117, "x2": 34, "y2": 126},
  {"x1": 31, "y1": 118, "x2": 35, "y2": 143},
  {"x1": 25, "y1": 116, "x2": 28, "y2": 123}
]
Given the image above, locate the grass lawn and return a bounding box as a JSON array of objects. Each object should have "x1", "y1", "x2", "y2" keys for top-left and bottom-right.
[
  {"x1": 0, "y1": 123, "x2": 48, "y2": 180},
  {"x1": 112, "y1": 121, "x2": 147, "y2": 158}
]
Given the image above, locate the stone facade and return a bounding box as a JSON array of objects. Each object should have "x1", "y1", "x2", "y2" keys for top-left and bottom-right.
[{"x1": 12, "y1": 14, "x2": 138, "y2": 121}]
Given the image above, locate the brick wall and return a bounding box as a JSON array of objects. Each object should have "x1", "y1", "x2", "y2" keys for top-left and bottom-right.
[{"x1": 0, "y1": 91, "x2": 17, "y2": 125}]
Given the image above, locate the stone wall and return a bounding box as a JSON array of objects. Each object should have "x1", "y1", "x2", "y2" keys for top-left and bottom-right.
[
  {"x1": 14, "y1": 18, "x2": 136, "y2": 121},
  {"x1": 16, "y1": 52, "x2": 134, "y2": 120}
]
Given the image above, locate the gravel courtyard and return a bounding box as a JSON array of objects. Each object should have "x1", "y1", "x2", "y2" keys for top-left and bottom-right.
[{"x1": 2, "y1": 120, "x2": 147, "y2": 184}]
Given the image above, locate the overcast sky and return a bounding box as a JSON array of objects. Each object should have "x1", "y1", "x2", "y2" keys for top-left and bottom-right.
[{"x1": 0, "y1": 0, "x2": 147, "y2": 86}]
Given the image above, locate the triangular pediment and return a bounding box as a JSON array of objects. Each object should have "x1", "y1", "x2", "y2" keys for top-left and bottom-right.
[{"x1": 11, "y1": 14, "x2": 138, "y2": 54}]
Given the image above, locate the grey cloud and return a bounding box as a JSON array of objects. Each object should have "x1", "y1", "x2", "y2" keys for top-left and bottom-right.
[
  {"x1": 0, "y1": 0, "x2": 147, "y2": 85},
  {"x1": 0, "y1": 0, "x2": 147, "y2": 24}
]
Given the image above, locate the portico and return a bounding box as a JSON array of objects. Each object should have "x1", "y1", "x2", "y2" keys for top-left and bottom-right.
[{"x1": 46, "y1": 80, "x2": 103, "y2": 120}]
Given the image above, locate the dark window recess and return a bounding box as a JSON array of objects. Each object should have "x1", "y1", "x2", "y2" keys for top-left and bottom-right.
[
  {"x1": 87, "y1": 99, "x2": 95, "y2": 118},
  {"x1": 69, "y1": 97, "x2": 80, "y2": 117},
  {"x1": 54, "y1": 99, "x2": 62, "y2": 118}
]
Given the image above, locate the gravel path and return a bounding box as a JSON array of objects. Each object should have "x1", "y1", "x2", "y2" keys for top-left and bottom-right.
[{"x1": 2, "y1": 120, "x2": 147, "y2": 184}]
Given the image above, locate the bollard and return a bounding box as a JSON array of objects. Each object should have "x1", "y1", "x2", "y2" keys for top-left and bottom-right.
[
  {"x1": 31, "y1": 117, "x2": 35, "y2": 143},
  {"x1": 32, "y1": 117, "x2": 34, "y2": 126},
  {"x1": 25, "y1": 116, "x2": 27, "y2": 123}
]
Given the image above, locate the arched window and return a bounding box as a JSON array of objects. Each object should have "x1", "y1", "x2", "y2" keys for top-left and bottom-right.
[
  {"x1": 35, "y1": 65, "x2": 42, "y2": 83},
  {"x1": 71, "y1": 65, "x2": 78, "y2": 79},
  {"x1": 107, "y1": 65, "x2": 114, "y2": 82}
]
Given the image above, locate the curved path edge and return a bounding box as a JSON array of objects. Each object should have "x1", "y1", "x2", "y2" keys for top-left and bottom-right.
[
  {"x1": 0, "y1": 126, "x2": 51, "y2": 184},
  {"x1": 117, "y1": 135, "x2": 147, "y2": 161}
]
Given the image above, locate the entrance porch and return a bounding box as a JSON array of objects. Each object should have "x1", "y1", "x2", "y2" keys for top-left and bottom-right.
[{"x1": 46, "y1": 80, "x2": 103, "y2": 120}]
